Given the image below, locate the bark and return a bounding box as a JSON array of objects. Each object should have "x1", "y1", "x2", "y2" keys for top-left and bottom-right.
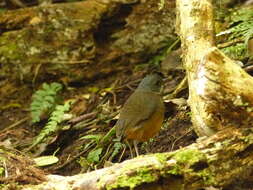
[
  {"x1": 21, "y1": 127, "x2": 253, "y2": 190},
  {"x1": 0, "y1": 0, "x2": 176, "y2": 83},
  {"x1": 176, "y1": 0, "x2": 253, "y2": 136}
]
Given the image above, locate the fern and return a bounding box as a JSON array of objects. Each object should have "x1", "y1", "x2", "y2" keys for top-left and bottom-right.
[
  {"x1": 230, "y1": 8, "x2": 253, "y2": 24},
  {"x1": 29, "y1": 101, "x2": 72, "y2": 150},
  {"x1": 221, "y1": 43, "x2": 246, "y2": 60},
  {"x1": 110, "y1": 142, "x2": 124, "y2": 160},
  {"x1": 228, "y1": 21, "x2": 253, "y2": 41},
  {"x1": 218, "y1": 8, "x2": 253, "y2": 60},
  {"x1": 228, "y1": 8, "x2": 253, "y2": 42},
  {"x1": 30, "y1": 82, "x2": 63, "y2": 123}
]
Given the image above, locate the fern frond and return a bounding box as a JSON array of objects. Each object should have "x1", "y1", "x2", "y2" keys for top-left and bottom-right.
[
  {"x1": 30, "y1": 82, "x2": 63, "y2": 123},
  {"x1": 228, "y1": 7, "x2": 253, "y2": 41},
  {"x1": 221, "y1": 43, "x2": 246, "y2": 60},
  {"x1": 230, "y1": 8, "x2": 253, "y2": 24},
  {"x1": 29, "y1": 101, "x2": 73, "y2": 151},
  {"x1": 229, "y1": 21, "x2": 253, "y2": 40},
  {"x1": 219, "y1": 8, "x2": 253, "y2": 60}
]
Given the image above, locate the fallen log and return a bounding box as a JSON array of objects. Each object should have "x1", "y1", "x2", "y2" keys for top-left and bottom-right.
[{"x1": 21, "y1": 127, "x2": 253, "y2": 190}]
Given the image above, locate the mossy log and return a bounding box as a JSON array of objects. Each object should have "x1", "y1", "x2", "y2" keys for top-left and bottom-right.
[
  {"x1": 21, "y1": 127, "x2": 253, "y2": 190},
  {"x1": 0, "y1": 0, "x2": 176, "y2": 83},
  {"x1": 177, "y1": 0, "x2": 253, "y2": 136}
]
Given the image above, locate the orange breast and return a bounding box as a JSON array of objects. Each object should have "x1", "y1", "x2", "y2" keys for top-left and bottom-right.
[{"x1": 125, "y1": 106, "x2": 164, "y2": 142}]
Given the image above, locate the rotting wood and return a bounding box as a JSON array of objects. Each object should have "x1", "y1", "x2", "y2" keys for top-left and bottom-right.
[{"x1": 21, "y1": 128, "x2": 253, "y2": 190}]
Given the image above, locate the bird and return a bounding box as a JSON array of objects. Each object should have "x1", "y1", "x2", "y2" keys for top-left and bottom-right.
[{"x1": 115, "y1": 73, "x2": 165, "y2": 157}]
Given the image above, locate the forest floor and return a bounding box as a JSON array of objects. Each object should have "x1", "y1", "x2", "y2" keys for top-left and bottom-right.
[{"x1": 0, "y1": 67, "x2": 197, "y2": 185}]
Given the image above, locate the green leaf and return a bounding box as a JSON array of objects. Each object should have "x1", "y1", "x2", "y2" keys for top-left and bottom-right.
[
  {"x1": 0, "y1": 167, "x2": 4, "y2": 177},
  {"x1": 0, "y1": 8, "x2": 6, "y2": 13},
  {"x1": 51, "y1": 82, "x2": 62, "y2": 91},
  {"x1": 87, "y1": 148, "x2": 103, "y2": 163},
  {"x1": 77, "y1": 157, "x2": 89, "y2": 168},
  {"x1": 34, "y1": 155, "x2": 59, "y2": 167},
  {"x1": 111, "y1": 142, "x2": 123, "y2": 159},
  {"x1": 30, "y1": 82, "x2": 63, "y2": 123},
  {"x1": 80, "y1": 134, "x2": 102, "y2": 144},
  {"x1": 29, "y1": 101, "x2": 72, "y2": 151},
  {"x1": 42, "y1": 83, "x2": 50, "y2": 91},
  {"x1": 100, "y1": 127, "x2": 116, "y2": 144}
]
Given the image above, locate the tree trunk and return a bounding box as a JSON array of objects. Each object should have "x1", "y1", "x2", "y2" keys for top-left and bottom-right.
[{"x1": 177, "y1": 0, "x2": 253, "y2": 136}]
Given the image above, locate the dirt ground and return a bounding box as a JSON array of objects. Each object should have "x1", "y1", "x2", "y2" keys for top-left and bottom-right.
[{"x1": 0, "y1": 68, "x2": 197, "y2": 184}]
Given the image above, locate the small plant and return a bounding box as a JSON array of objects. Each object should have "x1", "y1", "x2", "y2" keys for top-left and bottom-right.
[
  {"x1": 87, "y1": 148, "x2": 103, "y2": 164},
  {"x1": 78, "y1": 127, "x2": 120, "y2": 169},
  {"x1": 218, "y1": 8, "x2": 253, "y2": 60},
  {"x1": 79, "y1": 134, "x2": 103, "y2": 165},
  {"x1": 222, "y1": 43, "x2": 246, "y2": 60},
  {"x1": 110, "y1": 141, "x2": 124, "y2": 160},
  {"x1": 28, "y1": 100, "x2": 73, "y2": 151},
  {"x1": 0, "y1": 8, "x2": 6, "y2": 13},
  {"x1": 30, "y1": 82, "x2": 63, "y2": 123},
  {"x1": 226, "y1": 8, "x2": 253, "y2": 42}
]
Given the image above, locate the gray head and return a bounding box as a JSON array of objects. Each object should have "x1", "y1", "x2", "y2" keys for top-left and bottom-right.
[{"x1": 137, "y1": 73, "x2": 163, "y2": 92}]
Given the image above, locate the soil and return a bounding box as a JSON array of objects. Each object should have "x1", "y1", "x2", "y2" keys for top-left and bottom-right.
[{"x1": 0, "y1": 68, "x2": 197, "y2": 183}]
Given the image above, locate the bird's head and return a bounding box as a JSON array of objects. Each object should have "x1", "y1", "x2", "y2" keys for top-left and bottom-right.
[{"x1": 137, "y1": 73, "x2": 163, "y2": 92}]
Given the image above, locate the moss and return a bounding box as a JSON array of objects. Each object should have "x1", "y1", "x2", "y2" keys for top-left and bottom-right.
[
  {"x1": 154, "y1": 153, "x2": 170, "y2": 163},
  {"x1": 172, "y1": 149, "x2": 206, "y2": 165},
  {"x1": 105, "y1": 167, "x2": 158, "y2": 190},
  {"x1": 102, "y1": 150, "x2": 217, "y2": 189},
  {"x1": 230, "y1": 7, "x2": 253, "y2": 24},
  {"x1": 167, "y1": 164, "x2": 182, "y2": 175},
  {"x1": 0, "y1": 183, "x2": 22, "y2": 190},
  {"x1": 197, "y1": 169, "x2": 216, "y2": 185},
  {"x1": 171, "y1": 149, "x2": 217, "y2": 185},
  {"x1": 0, "y1": 34, "x2": 21, "y2": 60},
  {"x1": 165, "y1": 149, "x2": 207, "y2": 176}
]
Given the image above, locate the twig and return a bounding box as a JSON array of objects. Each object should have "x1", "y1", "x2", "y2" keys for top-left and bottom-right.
[
  {"x1": 0, "y1": 117, "x2": 29, "y2": 133},
  {"x1": 69, "y1": 112, "x2": 98, "y2": 124},
  {"x1": 47, "y1": 60, "x2": 90, "y2": 64},
  {"x1": 217, "y1": 38, "x2": 244, "y2": 49},
  {"x1": 244, "y1": 65, "x2": 253, "y2": 72},
  {"x1": 107, "y1": 91, "x2": 117, "y2": 105},
  {"x1": 118, "y1": 144, "x2": 126, "y2": 162},
  {"x1": 53, "y1": 143, "x2": 96, "y2": 170},
  {"x1": 100, "y1": 143, "x2": 113, "y2": 165},
  {"x1": 72, "y1": 119, "x2": 99, "y2": 130},
  {"x1": 32, "y1": 63, "x2": 42, "y2": 85},
  {"x1": 170, "y1": 129, "x2": 192, "y2": 151},
  {"x1": 3, "y1": 160, "x2": 8, "y2": 178},
  {"x1": 115, "y1": 79, "x2": 141, "y2": 91}
]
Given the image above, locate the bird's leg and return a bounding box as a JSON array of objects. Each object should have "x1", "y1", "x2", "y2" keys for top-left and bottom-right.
[
  {"x1": 133, "y1": 140, "x2": 139, "y2": 157},
  {"x1": 126, "y1": 140, "x2": 134, "y2": 158},
  {"x1": 118, "y1": 144, "x2": 126, "y2": 162}
]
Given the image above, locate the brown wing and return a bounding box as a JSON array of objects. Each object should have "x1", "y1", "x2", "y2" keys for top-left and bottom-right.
[{"x1": 116, "y1": 91, "x2": 164, "y2": 141}]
